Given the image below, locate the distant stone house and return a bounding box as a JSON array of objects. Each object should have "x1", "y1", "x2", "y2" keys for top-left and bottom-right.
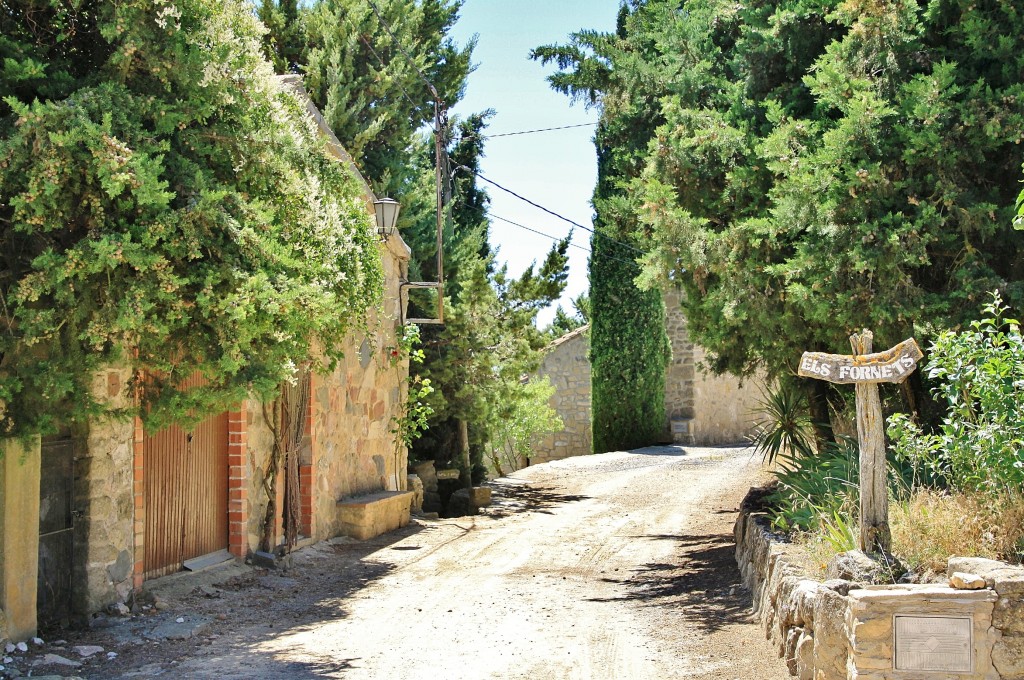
[
  {"x1": 530, "y1": 325, "x2": 592, "y2": 466},
  {"x1": 0, "y1": 78, "x2": 415, "y2": 641},
  {"x1": 527, "y1": 290, "x2": 765, "y2": 468},
  {"x1": 662, "y1": 289, "x2": 765, "y2": 446}
]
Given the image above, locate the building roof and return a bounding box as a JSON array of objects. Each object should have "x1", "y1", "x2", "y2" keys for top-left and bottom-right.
[{"x1": 547, "y1": 324, "x2": 590, "y2": 351}]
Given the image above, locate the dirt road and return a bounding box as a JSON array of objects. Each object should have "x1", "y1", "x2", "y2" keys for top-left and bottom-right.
[{"x1": 28, "y1": 445, "x2": 789, "y2": 679}]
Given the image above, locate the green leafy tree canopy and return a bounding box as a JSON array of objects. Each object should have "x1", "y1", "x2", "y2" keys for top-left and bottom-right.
[{"x1": 0, "y1": 0, "x2": 383, "y2": 436}]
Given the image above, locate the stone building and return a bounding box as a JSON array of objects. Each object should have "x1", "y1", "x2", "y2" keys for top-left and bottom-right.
[
  {"x1": 663, "y1": 289, "x2": 765, "y2": 446},
  {"x1": 527, "y1": 290, "x2": 765, "y2": 467},
  {"x1": 1, "y1": 79, "x2": 415, "y2": 641},
  {"x1": 529, "y1": 325, "x2": 592, "y2": 466}
]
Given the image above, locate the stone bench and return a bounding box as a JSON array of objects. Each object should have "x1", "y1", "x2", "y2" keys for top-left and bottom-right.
[{"x1": 337, "y1": 490, "x2": 414, "y2": 540}]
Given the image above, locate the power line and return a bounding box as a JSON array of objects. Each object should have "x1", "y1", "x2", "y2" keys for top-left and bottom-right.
[
  {"x1": 357, "y1": 33, "x2": 420, "y2": 111},
  {"x1": 365, "y1": 0, "x2": 440, "y2": 101},
  {"x1": 489, "y1": 214, "x2": 586, "y2": 252},
  {"x1": 485, "y1": 122, "x2": 598, "y2": 139},
  {"x1": 488, "y1": 213, "x2": 639, "y2": 267},
  {"x1": 471, "y1": 171, "x2": 647, "y2": 256}
]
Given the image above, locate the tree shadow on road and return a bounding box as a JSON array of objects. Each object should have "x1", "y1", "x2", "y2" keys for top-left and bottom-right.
[
  {"x1": 484, "y1": 479, "x2": 590, "y2": 518},
  {"x1": 71, "y1": 523, "x2": 446, "y2": 679},
  {"x1": 586, "y1": 532, "x2": 754, "y2": 634}
]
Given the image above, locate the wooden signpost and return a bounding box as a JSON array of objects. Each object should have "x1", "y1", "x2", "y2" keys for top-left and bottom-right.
[{"x1": 798, "y1": 330, "x2": 923, "y2": 554}]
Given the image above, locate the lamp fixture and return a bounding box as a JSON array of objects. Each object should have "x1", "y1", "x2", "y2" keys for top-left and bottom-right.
[{"x1": 373, "y1": 197, "x2": 401, "y2": 242}]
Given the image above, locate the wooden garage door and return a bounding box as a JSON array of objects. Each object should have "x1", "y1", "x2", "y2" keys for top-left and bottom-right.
[{"x1": 143, "y1": 375, "x2": 229, "y2": 580}]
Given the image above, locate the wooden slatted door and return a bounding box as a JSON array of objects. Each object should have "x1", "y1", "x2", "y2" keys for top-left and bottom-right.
[{"x1": 143, "y1": 375, "x2": 229, "y2": 580}]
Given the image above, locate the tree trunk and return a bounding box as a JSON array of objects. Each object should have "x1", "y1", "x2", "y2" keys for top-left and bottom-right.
[
  {"x1": 459, "y1": 419, "x2": 472, "y2": 489},
  {"x1": 806, "y1": 378, "x2": 835, "y2": 454}
]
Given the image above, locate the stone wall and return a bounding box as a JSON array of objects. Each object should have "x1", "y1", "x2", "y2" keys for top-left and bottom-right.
[
  {"x1": 664, "y1": 289, "x2": 765, "y2": 445},
  {"x1": 734, "y1": 494, "x2": 1024, "y2": 680},
  {"x1": 70, "y1": 232, "x2": 410, "y2": 611},
  {"x1": 4, "y1": 79, "x2": 417, "y2": 620},
  {"x1": 304, "y1": 235, "x2": 409, "y2": 542},
  {"x1": 528, "y1": 326, "x2": 591, "y2": 468},
  {"x1": 75, "y1": 367, "x2": 136, "y2": 616},
  {"x1": 242, "y1": 234, "x2": 410, "y2": 553}
]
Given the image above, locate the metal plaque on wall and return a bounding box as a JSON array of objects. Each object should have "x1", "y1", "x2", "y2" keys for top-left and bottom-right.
[{"x1": 894, "y1": 615, "x2": 973, "y2": 672}]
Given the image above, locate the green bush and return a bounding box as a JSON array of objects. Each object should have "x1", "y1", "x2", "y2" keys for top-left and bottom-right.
[
  {"x1": 888, "y1": 292, "x2": 1024, "y2": 494},
  {"x1": 750, "y1": 381, "x2": 816, "y2": 464}
]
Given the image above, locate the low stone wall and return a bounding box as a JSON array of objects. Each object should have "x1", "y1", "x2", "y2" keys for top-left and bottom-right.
[
  {"x1": 337, "y1": 490, "x2": 413, "y2": 540},
  {"x1": 735, "y1": 495, "x2": 1024, "y2": 680}
]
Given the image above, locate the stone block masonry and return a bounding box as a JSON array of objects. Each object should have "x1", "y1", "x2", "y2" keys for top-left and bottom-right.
[
  {"x1": 734, "y1": 490, "x2": 1024, "y2": 680},
  {"x1": 337, "y1": 491, "x2": 413, "y2": 541},
  {"x1": 528, "y1": 290, "x2": 766, "y2": 472},
  {"x1": 529, "y1": 326, "x2": 592, "y2": 468},
  {"x1": 663, "y1": 289, "x2": 766, "y2": 445},
  {"x1": 79, "y1": 367, "x2": 136, "y2": 614}
]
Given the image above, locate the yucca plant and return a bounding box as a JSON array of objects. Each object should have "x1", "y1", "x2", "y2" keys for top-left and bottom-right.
[
  {"x1": 751, "y1": 382, "x2": 817, "y2": 464},
  {"x1": 767, "y1": 436, "x2": 860, "y2": 532}
]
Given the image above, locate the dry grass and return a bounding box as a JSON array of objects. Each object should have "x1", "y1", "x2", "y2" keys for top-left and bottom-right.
[{"x1": 891, "y1": 489, "x2": 1024, "y2": 578}]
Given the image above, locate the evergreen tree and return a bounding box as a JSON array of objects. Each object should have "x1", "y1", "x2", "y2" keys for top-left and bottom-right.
[
  {"x1": 540, "y1": 0, "x2": 1024, "y2": 431},
  {"x1": 545, "y1": 293, "x2": 589, "y2": 339},
  {"x1": 0, "y1": 0, "x2": 382, "y2": 436},
  {"x1": 534, "y1": 4, "x2": 671, "y2": 453}
]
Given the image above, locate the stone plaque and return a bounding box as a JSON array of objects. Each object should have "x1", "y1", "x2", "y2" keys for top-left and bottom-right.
[{"x1": 894, "y1": 615, "x2": 973, "y2": 672}]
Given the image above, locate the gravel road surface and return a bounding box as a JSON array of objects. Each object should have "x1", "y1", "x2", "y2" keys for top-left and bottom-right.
[{"x1": 21, "y1": 445, "x2": 789, "y2": 680}]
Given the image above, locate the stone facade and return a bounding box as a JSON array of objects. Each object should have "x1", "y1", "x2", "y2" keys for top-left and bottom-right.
[
  {"x1": 76, "y1": 367, "x2": 137, "y2": 615},
  {"x1": 528, "y1": 326, "x2": 591, "y2": 468},
  {"x1": 11, "y1": 82, "x2": 418, "y2": 619},
  {"x1": 242, "y1": 234, "x2": 411, "y2": 551},
  {"x1": 663, "y1": 288, "x2": 765, "y2": 445},
  {"x1": 735, "y1": 493, "x2": 1024, "y2": 680},
  {"x1": 528, "y1": 290, "x2": 765, "y2": 469},
  {"x1": 68, "y1": 231, "x2": 411, "y2": 615}
]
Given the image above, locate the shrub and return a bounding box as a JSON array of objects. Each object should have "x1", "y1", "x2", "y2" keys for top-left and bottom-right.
[
  {"x1": 750, "y1": 381, "x2": 816, "y2": 464},
  {"x1": 767, "y1": 436, "x2": 859, "y2": 533},
  {"x1": 888, "y1": 292, "x2": 1024, "y2": 494}
]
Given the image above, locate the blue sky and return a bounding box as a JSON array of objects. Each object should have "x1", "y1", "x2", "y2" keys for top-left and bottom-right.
[{"x1": 448, "y1": 1, "x2": 620, "y2": 327}]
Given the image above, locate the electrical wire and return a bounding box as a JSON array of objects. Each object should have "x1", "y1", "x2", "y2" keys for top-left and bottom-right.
[
  {"x1": 471, "y1": 171, "x2": 647, "y2": 256},
  {"x1": 485, "y1": 122, "x2": 598, "y2": 139},
  {"x1": 488, "y1": 213, "x2": 639, "y2": 267},
  {"x1": 365, "y1": 0, "x2": 440, "y2": 101},
  {"x1": 489, "y1": 213, "x2": 586, "y2": 252},
  {"x1": 358, "y1": 33, "x2": 421, "y2": 112}
]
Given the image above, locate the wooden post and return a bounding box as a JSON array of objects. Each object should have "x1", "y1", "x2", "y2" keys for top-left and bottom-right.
[
  {"x1": 797, "y1": 332, "x2": 922, "y2": 555},
  {"x1": 850, "y1": 331, "x2": 890, "y2": 554}
]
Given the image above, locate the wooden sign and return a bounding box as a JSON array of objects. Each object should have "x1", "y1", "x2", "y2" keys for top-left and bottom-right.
[
  {"x1": 798, "y1": 331, "x2": 922, "y2": 554},
  {"x1": 798, "y1": 338, "x2": 922, "y2": 384}
]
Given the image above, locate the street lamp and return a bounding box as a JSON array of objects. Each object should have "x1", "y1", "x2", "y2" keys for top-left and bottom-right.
[{"x1": 373, "y1": 197, "x2": 400, "y2": 242}]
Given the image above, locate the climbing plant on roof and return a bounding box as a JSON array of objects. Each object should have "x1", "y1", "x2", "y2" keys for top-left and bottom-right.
[{"x1": 0, "y1": 0, "x2": 383, "y2": 438}]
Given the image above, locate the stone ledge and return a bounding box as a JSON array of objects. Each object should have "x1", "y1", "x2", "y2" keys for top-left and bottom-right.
[
  {"x1": 734, "y1": 487, "x2": 1023, "y2": 680},
  {"x1": 337, "y1": 490, "x2": 413, "y2": 541}
]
